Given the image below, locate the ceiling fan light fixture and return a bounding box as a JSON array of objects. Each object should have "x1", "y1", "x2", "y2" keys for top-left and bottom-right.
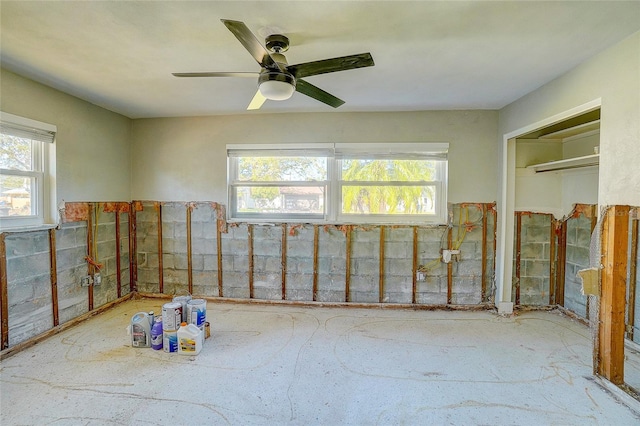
[{"x1": 258, "y1": 72, "x2": 296, "y2": 101}]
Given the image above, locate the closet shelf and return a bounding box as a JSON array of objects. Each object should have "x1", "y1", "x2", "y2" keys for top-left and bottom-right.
[
  {"x1": 527, "y1": 154, "x2": 599, "y2": 173},
  {"x1": 539, "y1": 120, "x2": 600, "y2": 139}
]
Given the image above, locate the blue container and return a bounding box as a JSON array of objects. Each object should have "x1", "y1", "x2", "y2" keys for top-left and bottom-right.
[{"x1": 163, "y1": 330, "x2": 178, "y2": 353}]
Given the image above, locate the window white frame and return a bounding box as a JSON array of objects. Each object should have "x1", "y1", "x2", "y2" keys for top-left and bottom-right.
[
  {"x1": 227, "y1": 142, "x2": 448, "y2": 224},
  {"x1": 1, "y1": 112, "x2": 56, "y2": 230}
]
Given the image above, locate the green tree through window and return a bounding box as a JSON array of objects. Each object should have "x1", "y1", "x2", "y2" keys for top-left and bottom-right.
[{"x1": 341, "y1": 159, "x2": 436, "y2": 214}]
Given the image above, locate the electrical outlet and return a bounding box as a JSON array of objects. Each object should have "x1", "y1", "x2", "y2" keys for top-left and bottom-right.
[
  {"x1": 417, "y1": 271, "x2": 426, "y2": 281},
  {"x1": 94, "y1": 272, "x2": 102, "y2": 286},
  {"x1": 80, "y1": 275, "x2": 92, "y2": 287}
]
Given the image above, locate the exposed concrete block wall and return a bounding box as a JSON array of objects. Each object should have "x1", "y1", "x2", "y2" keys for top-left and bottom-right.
[
  {"x1": 93, "y1": 209, "x2": 132, "y2": 306},
  {"x1": 1, "y1": 201, "x2": 133, "y2": 349},
  {"x1": 55, "y1": 223, "x2": 91, "y2": 324},
  {"x1": 513, "y1": 213, "x2": 553, "y2": 305},
  {"x1": 135, "y1": 202, "x2": 161, "y2": 294},
  {"x1": 221, "y1": 223, "x2": 250, "y2": 299},
  {"x1": 133, "y1": 201, "x2": 496, "y2": 306},
  {"x1": 4, "y1": 231, "x2": 54, "y2": 346},
  {"x1": 563, "y1": 214, "x2": 593, "y2": 319}
]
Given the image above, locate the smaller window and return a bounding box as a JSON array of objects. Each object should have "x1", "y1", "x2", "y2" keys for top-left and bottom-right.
[
  {"x1": 0, "y1": 112, "x2": 56, "y2": 229},
  {"x1": 228, "y1": 145, "x2": 331, "y2": 221}
]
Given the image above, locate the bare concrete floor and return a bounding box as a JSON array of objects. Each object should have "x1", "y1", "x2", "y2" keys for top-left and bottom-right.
[{"x1": 2, "y1": 298, "x2": 640, "y2": 425}]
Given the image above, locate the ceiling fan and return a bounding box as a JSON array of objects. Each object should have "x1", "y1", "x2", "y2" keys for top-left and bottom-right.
[{"x1": 173, "y1": 19, "x2": 375, "y2": 110}]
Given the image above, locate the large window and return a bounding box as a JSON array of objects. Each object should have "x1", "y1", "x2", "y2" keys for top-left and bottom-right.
[
  {"x1": 228, "y1": 143, "x2": 448, "y2": 224},
  {"x1": 1, "y1": 112, "x2": 56, "y2": 229}
]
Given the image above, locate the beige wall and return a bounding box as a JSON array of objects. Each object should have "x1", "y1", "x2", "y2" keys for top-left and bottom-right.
[
  {"x1": 495, "y1": 31, "x2": 640, "y2": 307},
  {"x1": 499, "y1": 31, "x2": 640, "y2": 207},
  {"x1": 1, "y1": 68, "x2": 132, "y2": 204},
  {"x1": 131, "y1": 110, "x2": 499, "y2": 204}
]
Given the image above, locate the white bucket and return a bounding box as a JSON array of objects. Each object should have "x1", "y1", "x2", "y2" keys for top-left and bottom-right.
[
  {"x1": 187, "y1": 299, "x2": 207, "y2": 331},
  {"x1": 177, "y1": 322, "x2": 203, "y2": 355},
  {"x1": 162, "y1": 302, "x2": 182, "y2": 332},
  {"x1": 173, "y1": 295, "x2": 192, "y2": 323}
]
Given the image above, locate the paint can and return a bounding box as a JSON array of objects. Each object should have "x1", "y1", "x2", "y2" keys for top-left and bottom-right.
[
  {"x1": 163, "y1": 330, "x2": 178, "y2": 353},
  {"x1": 187, "y1": 299, "x2": 207, "y2": 331},
  {"x1": 173, "y1": 295, "x2": 192, "y2": 323},
  {"x1": 162, "y1": 302, "x2": 182, "y2": 332},
  {"x1": 130, "y1": 312, "x2": 151, "y2": 348}
]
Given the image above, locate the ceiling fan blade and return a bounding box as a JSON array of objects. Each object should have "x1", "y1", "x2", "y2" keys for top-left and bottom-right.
[
  {"x1": 172, "y1": 72, "x2": 259, "y2": 78},
  {"x1": 287, "y1": 53, "x2": 374, "y2": 79},
  {"x1": 221, "y1": 19, "x2": 283, "y2": 71},
  {"x1": 295, "y1": 79, "x2": 345, "y2": 108},
  {"x1": 247, "y1": 90, "x2": 267, "y2": 110}
]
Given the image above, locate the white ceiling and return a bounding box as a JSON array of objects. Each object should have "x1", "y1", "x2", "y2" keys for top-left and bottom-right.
[{"x1": 1, "y1": 1, "x2": 639, "y2": 119}]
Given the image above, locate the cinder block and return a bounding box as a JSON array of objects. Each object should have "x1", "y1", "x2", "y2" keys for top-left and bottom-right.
[
  {"x1": 222, "y1": 271, "x2": 249, "y2": 289},
  {"x1": 191, "y1": 237, "x2": 216, "y2": 255},
  {"x1": 96, "y1": 240, "x2": 117, "y2": 260},
  {"x1": 287, "y1": 258, "x2": 313, "y2": 274},
  {"x1": 417, "y1": 242, "x2": 443, "y2": 259},
  {"x1": 191, "y1": 204, "x2": 215, "y2": 222},
  {"x1": 163, "y1": 268, "x2": 187, "y2": 286},
  {"x1": 55, "y1": 246, "x2": 87, "y2": 270},
  {"x1": 353, "y1": 258, "x2": 379, "y2": 276},
  {"x1": 161, "y1": 253, "x2": 175, "y2": 269},
  {"x1": 416, "y1": 291, "x2": 447, "y2": 305},
  {"x1": 458, "y1": 241, "x2": 481, "y2": 260},
  {"x1": 523, "y1": 259, "x2": 550, "y2": 278},
  {"x1": 55, "y1": 226, "x2": 79, "y2": 249},
  {"x1": 386, "y1": 227, "x2": 413, "y2": 242},
  {"x1": 224, "y1": 286, "x2": 250, "y2": 299},
  {"x1": 450, "y1": 292, "x2": 482, "y2": 305},
  {"x1": 349, "y1": 276, "x2": 377, "y2": 293},
  {"x1": 386, "y1": 291, "x2": 412, "y2": 304},
  {"x1": 253, "y1": 239, "x2": 281, "y2": 256},
  {"x1": 351, "y1": 241, "x2": 377, "y2": 259},
  {"x1": 316, "y1": 288, "x2": 346, "y2": 303},
  {"x1": 384, "y1": 241, "x2": 409, "y2": 259},
  {"x1": 6, "y1": 232, "x2": 50, "y2": 257},
  {"x1": 456, "y1": 259, "x2": 483, "y2": 277},
  {"x1": 385, "y1": 258, "x2": 413, "y2": 275},
  {"x1": 202, "y1": 221, "x2": 218, "y2": 238},
  {"x1": 6, "y1": 252, "x2": 50, "y2": 282},
  {"x1": 352, "y1": 228, "x2": 379, "y2": 243},
  {"x1": 286, "y1": 288, "x2": 313, "y2": 302},
  {"x1": 285, "y1": 273, "x2": 313, "y2": 293},
  {"x1": 161, "y1": 203, "x2": 187, "y2": 222},
  {"x1": 350, "y1": 291, "x2": 379, "y2": 303},
  {"x1": 253, "y1": 287, "x2": 282, "y2": 301},
  {"x1": 420, "y1": 227, "x2": 446, "y2": 241},
  {"x1": 566, "y1": 246, "x2": 590, "y2": 265},
  {"x1": 287, "y1": 240, "x2": 313, "y2": 257}
]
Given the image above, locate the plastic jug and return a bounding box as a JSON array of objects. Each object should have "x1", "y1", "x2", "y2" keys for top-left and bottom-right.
[
  {"x1": 130, "y1": 312, "x2": 151, "y2": 348},
  {"x1": 151, "y1": 317, "x2": 163, "y2": 350},
  {"x1": 177, "y1": 322, "x2": 203, "y2": 355}
]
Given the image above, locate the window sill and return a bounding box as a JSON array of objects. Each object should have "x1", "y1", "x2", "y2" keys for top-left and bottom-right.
[{"x1": 0, "y1": 223, "x2": 57, "y2": 234}]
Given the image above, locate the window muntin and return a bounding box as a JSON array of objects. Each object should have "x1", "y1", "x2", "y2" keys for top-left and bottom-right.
[
  {"x1": 227, "y1": 143, "x2": 448, "y2": 223},
  {"x1": 1, "y1": 112, "x2": 55, "y2": 229}
]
